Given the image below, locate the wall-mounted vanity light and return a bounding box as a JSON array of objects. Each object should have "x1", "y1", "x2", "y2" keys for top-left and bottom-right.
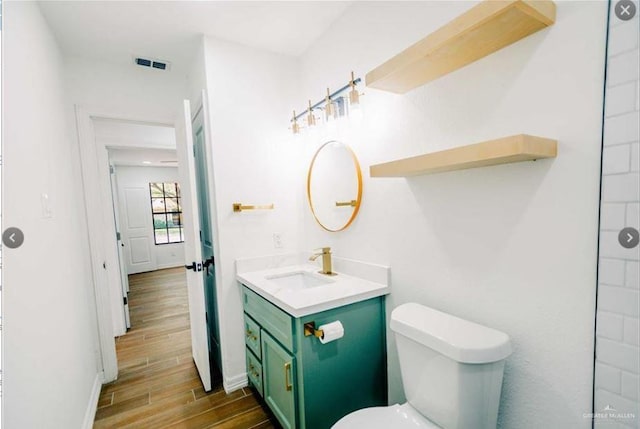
[
  {"x1": 291, "y1": 110, "x2": 301, "y2": 134},
  {"x1": 348, "y1": 71, "x2": 361, "y2": 108},
  {"x1": 306, "y1": 100, "x2": 317, "y2": 127},
  {"x1": 325, "y1": 88, "x2": 337, "y2": 122},
  {"x1": 290, "y1": 71, "x2": 363, "y2": 135}
]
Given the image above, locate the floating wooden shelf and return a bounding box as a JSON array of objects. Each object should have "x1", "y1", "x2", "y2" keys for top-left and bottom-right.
[
  {"x1": 369, "y1": 134, "x2": 557, "y2": 177},
  {"x1": 365, "y1": 0, "x2": 556, "y2": 93}
]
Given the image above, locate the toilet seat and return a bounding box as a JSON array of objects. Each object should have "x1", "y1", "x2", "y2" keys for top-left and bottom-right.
[{"x1": 332, "y1": 403, "x2": 441, "y2": 429}]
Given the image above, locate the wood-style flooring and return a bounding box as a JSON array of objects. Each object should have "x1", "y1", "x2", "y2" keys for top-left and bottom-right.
[{"x1": 94, "y1": 267, "x2": 277, "y2": 429}]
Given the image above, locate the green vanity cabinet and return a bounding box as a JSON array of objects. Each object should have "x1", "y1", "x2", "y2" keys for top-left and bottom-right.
[
  {"x1": 242, "y1": 286, "x2": 387, "y2": 429},
  {"x1": 262, "y1": 332, "x2": 297, "y2": 429},
  {"x1": 246, "y1": 347, "x2": 263, "y2": 396},
  {"x1": 244, "y1": 314, "x2": 261, "y2": 358}
]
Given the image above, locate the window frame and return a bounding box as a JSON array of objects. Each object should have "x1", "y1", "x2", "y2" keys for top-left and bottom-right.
[{"x1": 149, "y1": 182, "x2": 184, "y2": 245}]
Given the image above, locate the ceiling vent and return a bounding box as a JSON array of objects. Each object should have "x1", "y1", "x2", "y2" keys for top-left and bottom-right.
[{"x1": 133, "y1": 56, "x2": 171, "y2": 71}]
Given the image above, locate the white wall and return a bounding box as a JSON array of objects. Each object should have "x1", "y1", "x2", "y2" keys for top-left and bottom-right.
[
  {"x1": 201, "y1": 36, "x2": 302, "y2": 390},
  {"x1": 3, "y1": 2, "x2": 101, "y2": 427},
  {"x1": 114, "y1": 166, "x2": 185, "y2": 273},
  {"x1": 187, "y1": 37, "x2": 207, "y2": 113},
  {"x1": 64, "y1": 44, "x2": 191, "y2": 340},
  {"x1": 297, "y1": 2, "x2": 607, "y2": 427},
  {"x1": 594, "y1": 1, "x2": 640, "y2": 427},
  {"x1": 65, "y1": 55, "x2": 188, "y2": 124}
]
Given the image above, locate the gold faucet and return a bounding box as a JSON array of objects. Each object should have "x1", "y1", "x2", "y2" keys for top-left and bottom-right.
[{"x1": 309, "y1": 247, "x2": 336, "y2": 276}]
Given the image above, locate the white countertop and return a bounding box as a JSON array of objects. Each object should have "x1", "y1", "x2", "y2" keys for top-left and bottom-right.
[{"x1": 237, "y1": 263, "x2": 390, "y2": 317}]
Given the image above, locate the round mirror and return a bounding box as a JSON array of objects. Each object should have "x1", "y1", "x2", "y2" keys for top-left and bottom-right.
[{"x1": 307, "y1": 141, "x2": 362, "y2": 232}]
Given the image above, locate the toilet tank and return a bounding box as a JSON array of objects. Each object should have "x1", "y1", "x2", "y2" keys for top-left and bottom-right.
[{"x1": 390, "y1": 303, "x2": 512, "y2": 429}]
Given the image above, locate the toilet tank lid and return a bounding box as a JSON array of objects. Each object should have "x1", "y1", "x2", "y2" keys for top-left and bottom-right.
[{"x1": 390, "y1": 303, "x2": 512, "y2": 364}]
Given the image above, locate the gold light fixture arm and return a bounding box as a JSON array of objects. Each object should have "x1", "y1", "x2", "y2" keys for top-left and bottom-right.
[
  {"x1": 291, "y1": 110, "x2": 300, "y2": 134},
  {"x1": 306, "y1": 99, "x2": 316, "y2": 127},
  {"x1": 335, "y1": 200, "x2": 357, "y2": 207}
]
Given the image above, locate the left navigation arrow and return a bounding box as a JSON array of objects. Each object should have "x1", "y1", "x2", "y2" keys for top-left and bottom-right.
[{"x1": 2, "y1": 227, "x2": 24, "y2": 248}]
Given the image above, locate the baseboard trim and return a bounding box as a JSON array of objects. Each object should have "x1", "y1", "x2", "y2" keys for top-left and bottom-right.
[
  {"x1": 156, "y1": 262, "x2": 184, "y2": 270},
  {"x1": 223, "y1": 372, "x2": 248, "y2": 394},
  {"x1": 81, "y1": 372, "x2": 103, "y2": 429}
]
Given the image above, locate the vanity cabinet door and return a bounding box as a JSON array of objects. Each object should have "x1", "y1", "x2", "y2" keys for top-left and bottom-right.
[
  {"x1": 262, "y1": 331, "x2": 297, "y2": 429},
  {"x1": 246, "y1": 348, "x2": 263, "y2": 397},
  {"x1": 243, "y1": 288, "x2": 294, "y2": 351},
  {"x1": 244, "y1": 314, "x2": 261, "y2": 359}
]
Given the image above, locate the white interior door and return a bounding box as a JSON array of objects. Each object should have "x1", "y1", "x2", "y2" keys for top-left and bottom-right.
[
  {"x1": 109, "y1": 166, "x2": 131, "y2": 329},
  {"x1": 120, "y1": 182, "x2": 157, "y2": 274},
  {"x1": 176, "y1": 99, "x2": 212, "y2": 391}
]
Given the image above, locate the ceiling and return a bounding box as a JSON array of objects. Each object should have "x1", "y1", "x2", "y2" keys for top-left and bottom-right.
[
  {"x1": 38, "y1": 1, "x2": 351, "y2": 73},
  {"x1": 95, "y1": 118, "x2": 177, "y2": 167},
  {"x1": 108, "y1": 147, "x2": 178, "y2": 168},
  {"x1": 93, "y1": 118, "x2": 176, "y2": 150}
]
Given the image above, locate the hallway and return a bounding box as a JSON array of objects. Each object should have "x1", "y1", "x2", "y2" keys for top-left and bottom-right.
[{"x1": 93, "y1": 267, "x2": 275, "y2": 428}]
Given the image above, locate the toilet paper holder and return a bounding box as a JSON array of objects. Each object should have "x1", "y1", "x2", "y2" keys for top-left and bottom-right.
[{"x1": 303, "y1": 321, "x2": 324, "y2": 339}]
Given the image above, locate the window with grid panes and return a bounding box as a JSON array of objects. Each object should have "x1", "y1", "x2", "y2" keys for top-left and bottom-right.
[{"x1": 149, "y1": 182, "x2": 184, "y2": 244}]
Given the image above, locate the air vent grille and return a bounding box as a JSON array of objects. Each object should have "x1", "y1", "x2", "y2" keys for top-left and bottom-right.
[
  {"x1": 136, "y1": 58, "x2": 151, "y2": 67},
  {"x1": 133, "y1": 56, "x2": 171, "y2": 71}
]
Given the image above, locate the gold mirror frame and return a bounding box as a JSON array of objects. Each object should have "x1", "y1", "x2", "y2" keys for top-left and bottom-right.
[{"x1": 306, "y1": 141, "x2": 363, "y2": 232}]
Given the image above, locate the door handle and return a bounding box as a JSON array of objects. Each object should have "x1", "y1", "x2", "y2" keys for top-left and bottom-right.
[
  {"x1": 284, "y1": 362, "x2": 292, "y2": 391},
  {"x1": 203, "y1": 256, "x2": 215, "y2": 275},
  {"x1": 185, "y1": 262, "x2": 202, "y2": 272}
]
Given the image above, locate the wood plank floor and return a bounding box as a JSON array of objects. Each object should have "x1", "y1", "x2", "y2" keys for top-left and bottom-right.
[{"x1": 94, "y1": 267, "x2": 277, "y2": 429}]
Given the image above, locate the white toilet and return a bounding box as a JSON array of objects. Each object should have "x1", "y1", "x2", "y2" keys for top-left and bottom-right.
[{"x1": 333, "y1": 302, "x2": 512, "y2": 429}]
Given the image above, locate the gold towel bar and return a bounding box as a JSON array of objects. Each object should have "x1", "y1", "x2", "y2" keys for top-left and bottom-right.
[
  {"x1": 335, "y1": 200, "x2": 357, "y2": 207},
  {"x1": 233, "y1": 203, "x2": 274, "y2": 212}
]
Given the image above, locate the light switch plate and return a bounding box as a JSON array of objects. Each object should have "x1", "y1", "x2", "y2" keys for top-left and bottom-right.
[{"x1": 273, "y1": 233, "x2": 283, "y2": 249}]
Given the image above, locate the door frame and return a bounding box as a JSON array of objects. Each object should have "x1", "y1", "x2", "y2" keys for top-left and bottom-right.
[
  {"x1": 189, "y1": 93, "x2": 227, "y2": 390},
  {"x1": 108, "y1": 164, "x2": 131, "y2": 329},
  {"x1": 75, "y1": 105, "x2": 175, "y2": 381}
]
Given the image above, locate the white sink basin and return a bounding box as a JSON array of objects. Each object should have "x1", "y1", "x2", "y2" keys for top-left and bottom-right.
[
  {"x1": 236, "y1": 254, "x2": 390, "y2": 317},
  {"x1": 266, "y1": 271, "x2": 334, "y2": 291}
]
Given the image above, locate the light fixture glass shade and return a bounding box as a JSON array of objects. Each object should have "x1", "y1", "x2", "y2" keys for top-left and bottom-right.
[
  {"x1": 291, "y1": 110, "x2": 301, "y2": 134},
  {"x1": 349, "y1": 88, "x2": 360, "y2": 107},
  {"x1": 326, "y1": 101, "x2": 338, "y2": 121},
  {"x1": 307, "y1": 111, "x2": 316, "y2": 127},
  {"x1": 335, "y1": 97, "x2": 347, "y2": 118},
  {"x1": 348, "y1": 71, "x2": 361, "y2": 112},
  {"x1": 324, "y1": 88, "x2": 337, "y2": 122},
  {"x1": 306, "y1": 100, "x2": 316, "y2": 127}
]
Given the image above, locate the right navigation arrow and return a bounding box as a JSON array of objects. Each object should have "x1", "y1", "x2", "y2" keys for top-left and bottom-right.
[{"x1": 618, "y1": 227, "x2": 639, "y2": 249}]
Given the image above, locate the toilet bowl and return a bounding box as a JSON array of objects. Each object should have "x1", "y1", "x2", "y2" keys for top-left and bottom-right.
[
  {"x1": 333, "y1": 303, "x2": 512, "y2": 429},
  {"x1": 334, "y1": 403, "x2": 440, "y2": 428}
]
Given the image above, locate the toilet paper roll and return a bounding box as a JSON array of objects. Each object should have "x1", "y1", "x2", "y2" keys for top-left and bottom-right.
[{"x1": 318, "y1": 321, "x2": 344, "y2": 344}]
